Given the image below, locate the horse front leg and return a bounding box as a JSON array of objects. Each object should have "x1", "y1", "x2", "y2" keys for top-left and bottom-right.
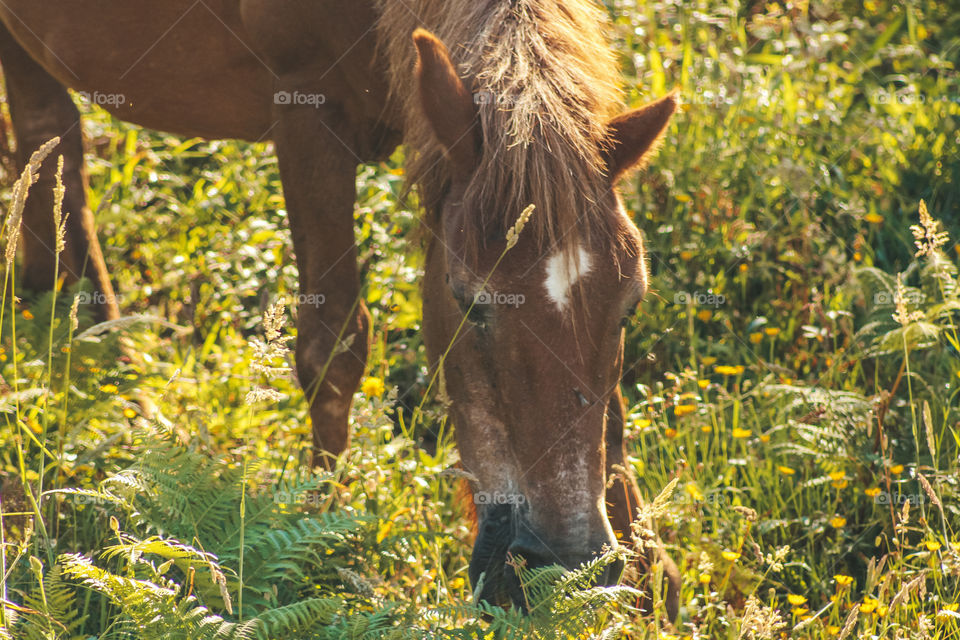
[
  {"x1": 273, "y1": 99, "x2": 369, "y2": 470},
  {"x1": 0, "y1": 22, "x2": 118, "y2": 320}
]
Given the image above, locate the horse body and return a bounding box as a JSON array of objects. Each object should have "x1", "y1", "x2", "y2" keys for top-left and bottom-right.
[
  {"x1": 0, "y1": 1, "x2": 274, "y2": 139},
  {"x1": 0, "y1": 0, "x2": 680, "y2": 615}
]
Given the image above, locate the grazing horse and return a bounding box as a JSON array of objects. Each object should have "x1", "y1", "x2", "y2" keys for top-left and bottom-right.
[{"x1": 0, "y1": 0, "x2": 679, "y2": 615}]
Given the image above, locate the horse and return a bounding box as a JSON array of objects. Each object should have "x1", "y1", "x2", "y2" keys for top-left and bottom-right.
[{"x1": 0, "y1": 0, "x2": 680, "y2": 615}]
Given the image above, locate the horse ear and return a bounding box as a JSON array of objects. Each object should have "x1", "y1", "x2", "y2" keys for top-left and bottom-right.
[
  {"x1": 413, "y1": 28, "x2": 480, "y2": 178},
  {"x1": 604, "y1": 90, "x2": 679, "y2": 182}
]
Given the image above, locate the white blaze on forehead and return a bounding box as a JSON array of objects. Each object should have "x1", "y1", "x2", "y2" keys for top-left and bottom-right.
[{"x1": 544, "y1": 245, "x2": 593, "y2": 311}]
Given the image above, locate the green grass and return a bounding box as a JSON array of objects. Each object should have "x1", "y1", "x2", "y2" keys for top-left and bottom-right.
[{"x1": 2, "y1": 0, "x2": 960, "y2": 638}]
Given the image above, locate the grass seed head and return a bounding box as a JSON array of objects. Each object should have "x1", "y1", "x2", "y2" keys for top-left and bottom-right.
[{"x1": 911, "y1": 199, "x2": 949, "y2": 257}]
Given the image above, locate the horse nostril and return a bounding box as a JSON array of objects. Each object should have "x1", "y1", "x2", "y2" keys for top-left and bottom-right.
[
  {"x1": 507, "y1": 546, "x2": 552, "y2": 571},
  {"x1": 506, "y1": 536, "x2": 561, "y2": 576},
  {"x1": 504, "y1": 542, "x2": 557, "y2": 610}
]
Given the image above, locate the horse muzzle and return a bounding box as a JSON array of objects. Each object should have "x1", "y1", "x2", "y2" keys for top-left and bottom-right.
[{"x1": 468, "y1": 502, "x2": 623, "y2": 610}]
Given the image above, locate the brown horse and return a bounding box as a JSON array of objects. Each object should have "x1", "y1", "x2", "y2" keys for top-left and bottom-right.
[{"x1": 0, "y1": 0, "x2": 679, "y2": 615}]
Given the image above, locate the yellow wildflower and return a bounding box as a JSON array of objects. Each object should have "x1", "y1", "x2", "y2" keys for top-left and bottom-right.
[
  {"x1": 715, "y1": 365, "x2": 745, "y2": 376},
  {"x1": 675, "y1": 194, "x2": 692, "y2": 203},
  {"x1": 764, "y1": 327, "x2": 780, "y2": 336},
  {"x1": 664, "y1": 428, "x2": 678, "y2": 438},
  {"x1": 864, "y1": 213, "x2": 884, "y2": 224},
  {"x1": 679, "y1": 250, "x2": 695, "y2": 261},
  {"x1": 890, "y1": 464, "x2": 904, "y2": 475},
  {"x1": 361, "y1": 376, "x2": 384, "y2": 397},
  {"x1": 686, "y1": 484, "x2": 704, "y2": 501},
  {"x1": 697, "y1": 309, "x2": 712, "y2": 322},
  {"x1": 721, "y1": 550, "x2": 740, "y2": 561},
  {"x1": 123, "y1": 407, "x2": 137, "y2": 419},
  {"x1": 698, "y1": 573, "x2": 711, "y2": 584},
  {"x1": 697, "y1": 379, "x2": 710, "y2": 389},
  {"x1": 749, "y1": 332, "x2": 763, "y2": 344},
  {"x1": 732, "y1": 428, "x2": 751, "y2": 439},
  {"x1": 787, "y1": 594, "x2": 807, "y2": 606},
  {"x1": 830, "y1": 516, "x2": 847, "y2": 528},
  {"x1": 834, "y1": 574, "x2": 854, "y2": 587},
  {"x1": 937, "y1": 609, "x2": 960, "y2": 623},
  {"x1": 701, "y1": 425, "x2": 713, "y2": 434},
  {"x1": 22, "y1": 309, "x2": 34, "y2": 320},
  {"x1": 924, "y1": 540, "x2": 942, "y2": 552},
  {"x1": 99, "y1": 384, "x2": 118, "y2": 394},
  {"x1": 860, "y1": 597, "x2": 879, "y2": 614},
  {"x1": 674, "y1": 405, "x2": 696, "y2": 417},
  {"x1": 632, "y1": 418, "x2": 652, "y2": 429},
  {"x1": 864, "y1": 487, "x2": 881, "y2": 498},
  {"x1": 702, "y1": 356, "x2": 717, "y2": 367},
  {"x1": 832, "y1": 479, "x2": 849, "y2": 489},
  {"x1": 778, "y1": 466, "x2": 795, "y2": 476}
]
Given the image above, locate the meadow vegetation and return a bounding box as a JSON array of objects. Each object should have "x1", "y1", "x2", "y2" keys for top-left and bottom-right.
[{"x1": 1, "y1": 1, "x2": 959, "y2": 637}]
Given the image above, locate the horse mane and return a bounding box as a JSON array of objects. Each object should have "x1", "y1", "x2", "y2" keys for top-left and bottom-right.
[{"x1": 375, "y1": 0, "x2": 623, "y2": 255}]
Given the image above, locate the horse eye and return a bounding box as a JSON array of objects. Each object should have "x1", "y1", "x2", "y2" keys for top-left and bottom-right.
[
  {"x1": 452, "y1": 289, "x2": 491, "y2": 328},
  {"x1": 466, "y1": 303, "x2": 490, "y2": 328}
]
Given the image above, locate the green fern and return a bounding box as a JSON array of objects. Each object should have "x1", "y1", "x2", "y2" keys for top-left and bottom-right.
[
  {"x1": 3, "y1": 428, "x2": 639, "y2": 639},
  {"x1": 431, "y1": 549, "x2": 636, "y2": 640},
  {"x1": 7, "y1": 564, "x2": 85, "y2": 640}
]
